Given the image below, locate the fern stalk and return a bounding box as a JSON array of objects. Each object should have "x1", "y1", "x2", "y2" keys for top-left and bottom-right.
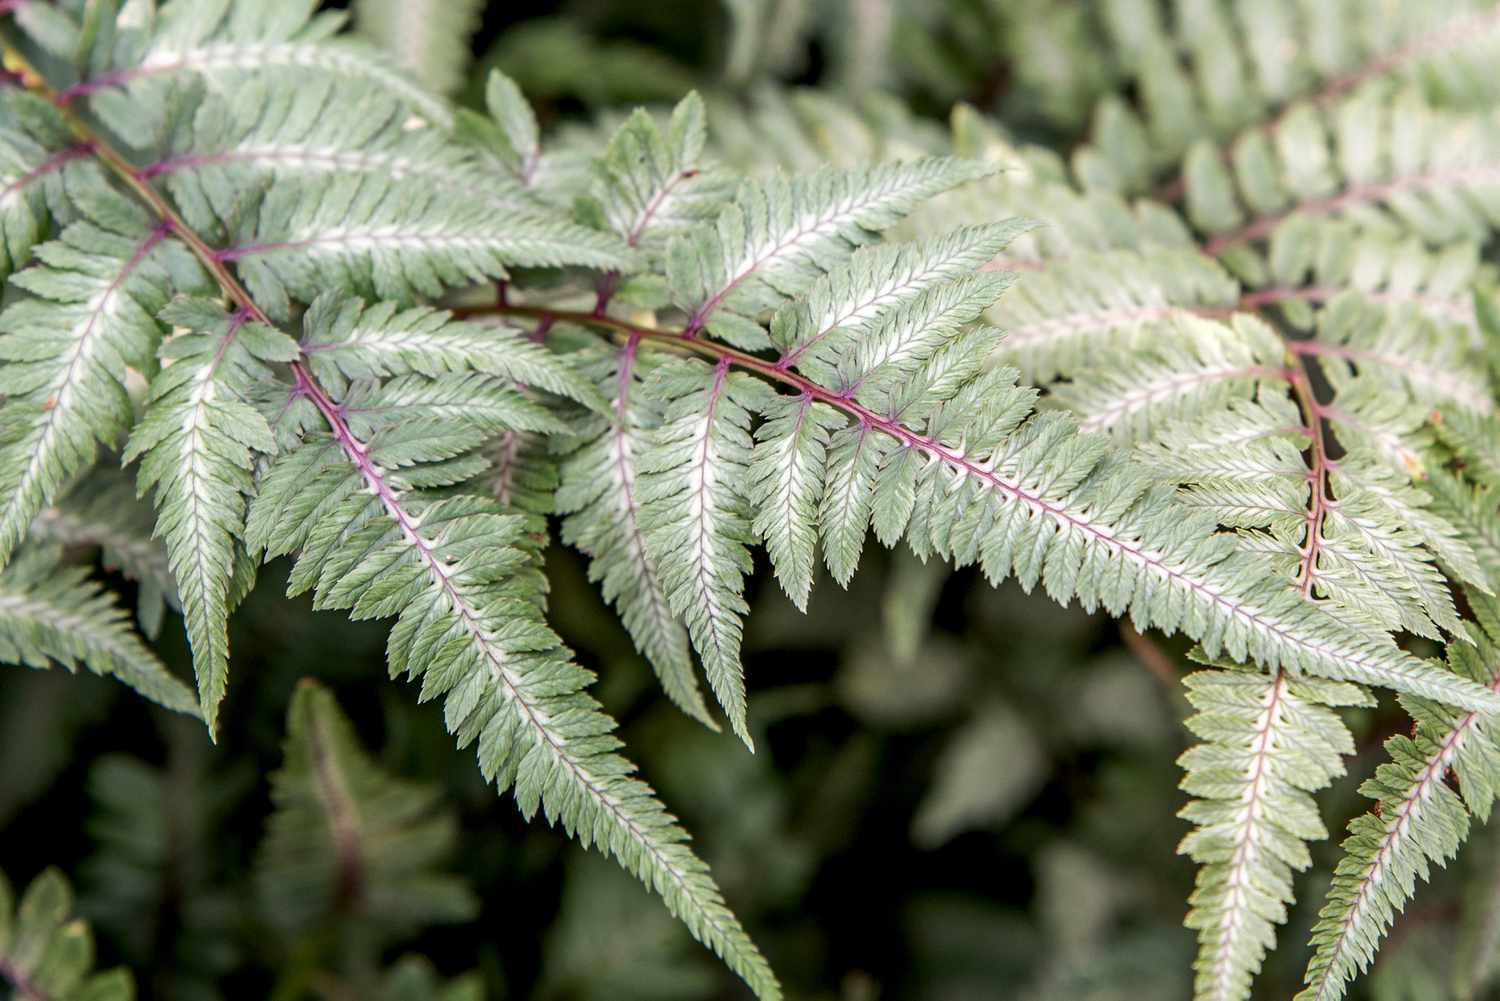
[{"x1": 474, "y1": 302, "x2": 1477, "y2": 703}]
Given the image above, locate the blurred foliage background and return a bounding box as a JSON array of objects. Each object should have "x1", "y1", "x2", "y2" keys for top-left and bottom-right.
[{"x1": 1, "y1": 1, "x2": 1481, "y2": 999}]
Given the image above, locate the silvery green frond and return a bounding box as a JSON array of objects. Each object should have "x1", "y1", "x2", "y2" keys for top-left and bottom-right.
[
  {"x1": 638, "y1": 357, "x2": 772, "y2": 746},
  {"x1": 1297, "y1": 592, "x2": 1500, "y2": 1001},
  {"x1": 1427, "y1": 470, "x2": 1500, "y2": 585},
  {"x1": 1053, "y1": 313, "x2": 1285, "y2": 441},
  {"x1": 668, "y1": 158, "x2": 994, "y2": 347},
  {"x1": 986, "y1": 247, "x2": 1239, "y2": 384},
  {"x1": 0, "y1": 866, "x2": 133, "y2": 1001},
  {"x1": 244, "y1": 383, "x2": 779, "y2": 1000},
  {"x1": 354, "y1": 0, "x2": 483, "y2": 96},
  {"x1": 775, "y1": 222, "x2": 1028, "y2": 384},
  {"x1": 45, "y1": 0, "x2": 451, "y2": 133},
  {"x1": 455, "y1": 72, "x2": 591, "y2": 207},
  {"x1": 0, "y1": 546, "x2": 197, "y2": 715},
  {"x1": 257, "y1": 680, "x2": 478, "y2": 934},
  {"x1": 154, "y1": 77, "x2": 530, "y2": 231},
  {"x1": 587, "y1": 91, "x2": 732, "y2": 258},
  {"x1": 1186, "y1": 90, "x2": 1500, "y2": 257},
  {"x1": 0, "y1": 190, "x2": 205, "y2": 567},
  {"x1": 299, "y1": 293, "x2": 603, "y2": 410},
  {"x1": 222, "y1": 173, "x2": 633, "y2": 316},
  {"x1": 1177, "y1": 665, "x2": 1370, "y2": 1001},
  {"x1": 1070, "y1": 0, "x2": 1500, "y2": 191},
  {"x1": 556, "y1": 342, "x2": 713, "y2": 729},
  {"x1": 122, "y1": 298, "x2": 297, "y2": 736},
  {"x1": 748, "y1": 393, "x2": 844, "y2": 611}
]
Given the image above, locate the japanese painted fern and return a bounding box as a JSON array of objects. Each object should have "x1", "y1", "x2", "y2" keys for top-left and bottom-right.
[{"x1": 5, "y1": 2, "x2": 1500, "y2": 999}]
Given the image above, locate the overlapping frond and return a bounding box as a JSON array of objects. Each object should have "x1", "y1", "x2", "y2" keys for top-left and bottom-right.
[
  {"x1": 0, "y1": 89, "x2": 95, "y2": 282},
  {"x1": 556, "y1": 343, "x2": 714, "y2": 728},
  {"x1": 257, "y1": 680, "x2": 477, "y2": 932},
  {"x1": 0, "y1": 866, "x2": 132, "y2": 1001},
  {"x1": 0, "y1": 545, "x2": 197, "y2": 715},
  {"x1": 30, "y1": 468, "x2": 178, "y2": 636},
  {"x1": 52, "y1": 0, "x2": 452, "y2": 131}
]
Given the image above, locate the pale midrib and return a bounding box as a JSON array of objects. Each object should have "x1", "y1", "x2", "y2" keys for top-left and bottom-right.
[
  {"x1": 608, "y1": 341, "x2": 678, "y2": 650},
  {"x1": 1205, "y1": 671, "x2": 1288, "y2": 1001},
  {"x1": 686, "y1": 360, "x2": 732, "y2": 665}
]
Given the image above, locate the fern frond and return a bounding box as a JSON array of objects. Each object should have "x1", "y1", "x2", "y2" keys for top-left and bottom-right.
[
  {"x1": 556, "y1": 342, "x2": 714, "y2": 728},
  {"x1": 1297, "y1": 592, "x2": 1500, "y2": 1001},
  {"x1": 1081, "y1": 0, "x2": 1500, "y2": 193},
  {"x1": 299, "y1": 293, "x2": 603, "y2": 410},
  {"x1": 0, "y1": 866, "x2": 133, "y2": 1001},
  {"x1": 0, "y1": 193, "x2": 203, "y2": 566},
  {"x1": 245, "y1": 355, "x2": 779, "y2": 999},
  {"x1": 58, "y1": 0, "x2": 452, "y2": 131},
  {"x1": 221, "y1": 174, "x2": 632, "y2": 315},
  {"x1": 257, "y1": 679, "x2": 477, "y2": 932},
  {"x1": 1178, "y1": 665, "x2": 1370, "y2": 1001},
  {"x1": 1192, "y1": 91, "x2": 1500, "y2": 256},
  {"x1": 669, "y1": 158, "x2": 993, "y2": 346},
  {"x1": 122, "y1": 298, "x2": 295, "y2": 734},
  {"x1": 0, "y1": 546, "x2": 197, "y2": 715},
  {"x1": 986, "y1": 246, "x2": 1239, "y2": 384},
  {"x1": 638, "y1": 358, "x2": 770, "y2": 745},
  {"x1": 587, "y1": 91, "x2": 732, "y2": 258},
  {"x1": 151, "y1": 78, "x2": 528, "y2": 221}
]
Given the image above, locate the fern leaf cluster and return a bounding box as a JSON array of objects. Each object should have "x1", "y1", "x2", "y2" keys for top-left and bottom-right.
[
  {"x1": 0, "y1": 866, "x2": 131, "y2": 1001},
  {"x1": 5, "y1": 1, "x2": 1500, "y2": 997}
]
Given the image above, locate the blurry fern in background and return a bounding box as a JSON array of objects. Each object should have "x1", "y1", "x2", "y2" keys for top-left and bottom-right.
[{"x1": 7, "y1": 1, "x2": 1500, "y2": 999}]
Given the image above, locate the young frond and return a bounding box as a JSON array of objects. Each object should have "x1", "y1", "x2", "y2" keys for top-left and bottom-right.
[
  {"x1": 1177, "y1": 665, "x2": 1370, "y2": 1001},
  {"x1": 257, "y1": 680, "x2": 478, "y2": 933},
  {"x1": 123, "y1": 298, "x2": 297, "y2": 734},
  {"x1": 586, "y1": 91, "x2": 732, "y2": 257},
  {"x1": 0, "y1": 546, "x2": 197, "y2": 716},
  {"x1": 0, "y1": 866, "x2": 132, "y2": 1001},
  {"x1": 1297, "y1": 593, "x2": 1500, "y2": 1001}
]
